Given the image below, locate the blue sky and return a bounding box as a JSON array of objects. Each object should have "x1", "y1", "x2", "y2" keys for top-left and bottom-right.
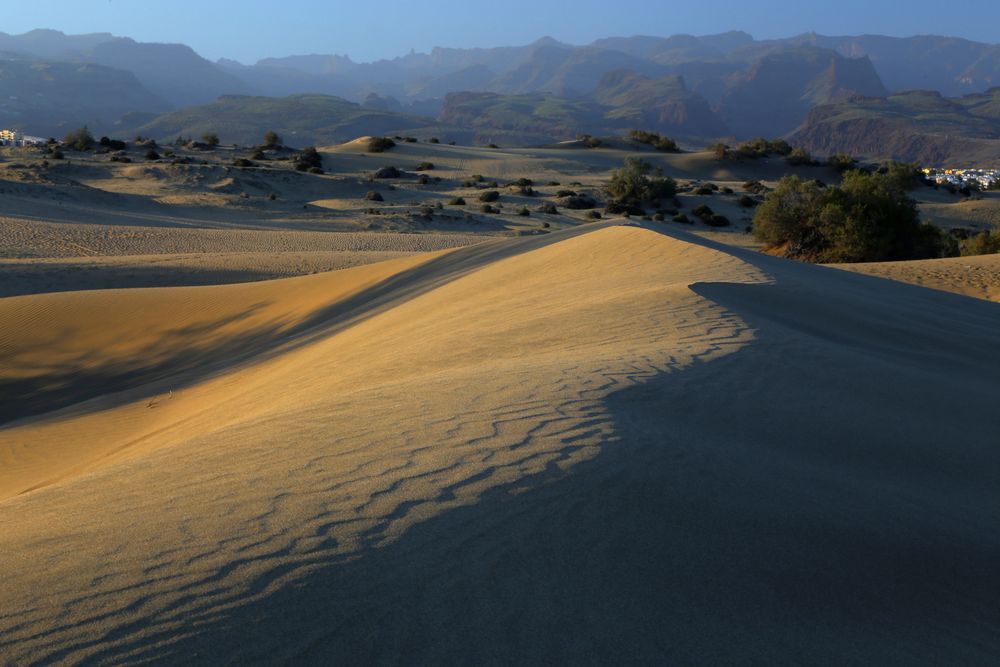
[{"x1": 5, "y1": 0, "x2": 999, "y2": 63}]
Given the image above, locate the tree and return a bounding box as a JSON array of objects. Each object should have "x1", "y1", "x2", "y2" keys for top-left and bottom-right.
[
  {"x1": 785, "y1": 147, "x2": 813, "y2": 166},
  {"x1": 202, "y1": 133, "x2": 220, "y2": 148},
  {"x1": 63, "y1": 126, "x2": 94, "y2": 152},
  {"x1": 295, "y1": 146, "x2": 323, "y2": 172},
  {"x1": 753, "y1": 172, "x2": 954, "y2": 262},
  {"x1": 827, "y1": 153, "x2": 857, "y2": 173},
  {"x1": 263, "y1": 131, "x2": 282, "y2": 149},
  {"x1": 607, "y1": 157, "x2": 677, "y2": 205}
]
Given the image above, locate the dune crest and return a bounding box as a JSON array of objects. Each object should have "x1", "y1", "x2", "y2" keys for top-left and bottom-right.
[{"x1": 2, "y1": 224, "x2": 999, "y2": 664}]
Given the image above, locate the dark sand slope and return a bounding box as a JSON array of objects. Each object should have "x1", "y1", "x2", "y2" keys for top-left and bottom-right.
[{"x1": 1, "y1": 224, "x2": 999, "y2": 665}]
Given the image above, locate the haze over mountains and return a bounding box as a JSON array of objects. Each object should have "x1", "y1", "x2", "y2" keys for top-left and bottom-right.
[{"x1": 1, "y1": 28, "x2": 999, "y2": 163}]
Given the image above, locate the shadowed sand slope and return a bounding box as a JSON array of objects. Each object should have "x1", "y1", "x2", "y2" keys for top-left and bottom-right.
[{"x1": 1, "y1": 224, "x2": 1000, "y2": 664}]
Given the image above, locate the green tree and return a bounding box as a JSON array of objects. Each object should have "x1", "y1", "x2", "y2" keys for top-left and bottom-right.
[
  {"x1": 202, "y1": 133, "x2": 220, "y2": 148},
  {"x1": 63, "y1": 126, "x2": 94, "y2": 151},
  {"x1": 263, "y1": 131, "x2": 282, "y2": 149},
  {"x1": 607, "y1": 157, "x2": 677, "y2": 205}
]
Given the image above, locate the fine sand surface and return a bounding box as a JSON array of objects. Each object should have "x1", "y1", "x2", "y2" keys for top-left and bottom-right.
[
  {"x1": 833, "y1": 252, "x2": 1000, "y2": 303},
  {"x1": 2, "y1": 222, "x2": 1000, "y2": 664}
]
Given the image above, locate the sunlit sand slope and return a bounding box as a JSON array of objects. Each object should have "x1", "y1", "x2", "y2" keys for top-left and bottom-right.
[{"x1": 1, "y1": 223, "x2": 999, "y2": 665}]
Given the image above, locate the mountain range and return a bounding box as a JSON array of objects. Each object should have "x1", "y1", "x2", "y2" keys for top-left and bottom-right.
[{"x1": 0, "y1": 28, "x2": 998, "y2": 164}]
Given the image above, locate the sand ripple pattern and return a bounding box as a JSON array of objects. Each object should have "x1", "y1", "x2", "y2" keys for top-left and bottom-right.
[{"x1": 0, "y1": 225, "x2": 764, "y2": 663}]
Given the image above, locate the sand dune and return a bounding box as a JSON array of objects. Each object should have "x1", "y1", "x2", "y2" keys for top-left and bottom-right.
[
  {"x1": 833, "y1": 252, "x2": 1000, "y2": 303},
  {"x1": 1, "y1": 223, "x2": 999, "y2": 664}
]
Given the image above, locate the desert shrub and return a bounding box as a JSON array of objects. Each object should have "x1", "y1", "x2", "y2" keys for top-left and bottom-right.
[
  {"x1": 743, "y1": 180, "x2": 768, "y2": 195},
  {"x1": 233, "y1": 158, "x2": 253, "y2": 167},
  {"x1": 587, "y1": 210, "x2": 602, "y2": 220},
  {"x1": 403, "y1": 137, "x2": 417, "y2": 143},
  {"x1": 417, "y1": 174, "x2": 430, "y2": 185},
  {"x1": 628, "y1": 129, "x2": 679, "y2": 152},
  {"x1": 368, "y1": 136, "x2": 396, "y2": 153},
  {"x1": 512, "y1": 177, "x2": 533, "y2": 187},
  {"x1": 296, "y1": 147, "x2": 323, "y2": 172},
  {"x1": 827, "y1": 153, "x2": 857, "y2": 173},
  {"x1": 735, "y1": 137, "x2": 792, "y2": 159},
  {"x1": 960, "y1": 230, "x2": 1000, "y2": 256},
  {"x1": 251, "y1": 149, "x2": 267, "y2": 160},
  {"x1": 308, "y1": 166, "x2": 323, "y2": 174},
  {"x1": 556, "y1": 189, "x2": 577, "y2": 197},
  {"x1": 429, "y1": 137, "x2": 440, "y2": 144},
  {"x1": 373, "y1": 165, "x2": 401, "y2": 179},
  {"x1": 753, "y1": 172, "x2": 956, "y2": 262},
  {"x1": 738, "y1": 194, "x2": 757, "y2": 208},
  {"x1": 652, "y1": 212, "x2": 665, "y2": 221},
  {"x1": 202, "y1": 133, "x2": 220, "y2": 148},
  {"x1": 785, "y1": 148, "x2": 813, "y2": 166},
  {"x1": 481, "y1": 204, "x2": 498, "y2": 213},
  {"x1": 517, "y1": 206, "x2": 530, "y2": 216},
  {"x1": 560, "y1": 194, "x2": 597, "y2": 210},
  {"x1": 365, "y1": 190, "x2": 384, "y2": 202},
  {"x1": 486, "y1": 143, "x2": 499, "y2": 149},
  {"x1": 706, "y1": 214, "x2": 730, "y2": 227},
  {"x1": 448, "y1": 196, "x2": 466, "y2": 205},
  {"x1": 419, "y1": 205, "x2": 434, "y2": 218},
  {"x1": 51, "y1": 149, "x2": 64, "y2": 160},
  {"x1": 722, "y1": 186, "x2": 733, "y2": 194},
  {"x1": 478, "y1": 190, "x2": 500, "y2": 202},
  {"x1": 605, "y1": 200, "x2": 645, "y2": 216},
  {"x1": 672, "y1": 213, "x2": 691, "y2": 224},
  {"x1": 694, "y1": 185, "x2": 715, "y2": 195},
  {"x1": 145, "y1": 148, "x2": 161, "y2": 160},
  {"x1": 99, "y1": 136, "x2": 127, "y2": 151},
  {"x1": 584, "y1": 135, "x2": 603, "y2": 148},
  {"x1": 878, "y1": 161, "x2": 923, "y2": 192},
  {"x1": 607, "y1": 157, "x2": 677, "y2": 206},
  {"x1": 268, "y1": 193, "x2": 277, "y2": 201},
  {"x1": 692, "y1": 204, "x2": 714, "y2": 220},
  {"x1": 261, "y1": 131, "x2": 282, "y2": 149},
  {"x1": 415, "y1": 161, "x2": 434, "y2": 171},
  {"x1": 463, "y1": 174, "x2": 484, "y2": 187},
  {"x1": 709, "y1": 143, "x2": 731, "y2": 160},
  {"x1": 537, "y1": 202, "x2": 558, "y2": 214},
  {"x1": 63, "y1": 127, "x2": 94, "y2": 151}
]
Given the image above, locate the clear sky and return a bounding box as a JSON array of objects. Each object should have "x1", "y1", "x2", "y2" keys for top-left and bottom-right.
[{"x1": 4, "y1": 0, "x2": 999, "y2": 64}]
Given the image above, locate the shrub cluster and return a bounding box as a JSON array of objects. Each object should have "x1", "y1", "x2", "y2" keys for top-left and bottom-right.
[
  {"x1": 606, "y1": 157, "x2": 677, "y2": 210},
  {"x1": 367, "y1": 137, "x2": 396, "y2": 153},
  {"x1": 753, "y1": 172, "x2": 957, "y2": 262},
  {"x1": 63, "y1": 127, "x2": 94, "y2": 152},
  {"x1": 961, "y1": 230, "x2": 1000, "y2": 256},
  {"x1": 734, "y1": 138, "x2": 792, "y2": 159},
  {"x1": 628, "y1": 129, "x2": 679, "y2": 152},
  {"x1": 296, "y1": 147, "x2": 323, "y2": 173},
  {"x1": 99, "y1": 136, "x2": 127, "y2": 151}
]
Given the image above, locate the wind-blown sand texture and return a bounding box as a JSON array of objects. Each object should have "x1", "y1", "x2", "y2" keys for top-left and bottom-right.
[
  {"x1": 832, "y1": 252, "x2": 1000, "y2": 303},
  {"x1": 1, "y1": 222, "x2": 999, "y2": 664}
]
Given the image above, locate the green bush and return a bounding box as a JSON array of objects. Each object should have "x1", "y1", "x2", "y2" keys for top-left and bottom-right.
[
  {"x1": 785, "y1": 148, "x2": 813, "y2": 166},
  {"x1": 448, "y1": 196, "x2": 466, "y2": 206},
  {"x1": 517, "y1": 206, "x2": 530, "y2": 216},
  {"x1": 429, "y1": 137, "x2": 440, "y2": 144},
  {"x1": 672, "y1": 213, "x2": 691, "y2": 224},
  {"x1": 63, "y1": 127, "x2": 94, "y2": 152},
  {"x1": 960, "y1": 230, "x2": 1000, "y2": 256},
  {"x1": 481, "y1": 204, "x2": 498, "y2": 213},
  {"x1": 607, "y1": 157, "x2": 677, "y2": 205},
  {"x1": 367, "y1": 137, "x2": 396, "y2": 153},
  {"x1": 738, "y1": 194, "x2": 757, "y2": 208},
  {"x1": 296, "y1": 147, "x2": 323, "y2": 172},
  {"x1": 203, "y1": 133, "x2": 220, "y2": 148},
  {"x1": 827, "y1": 153, "x2": 857, "y2": 173},
  {"x1": 415, "y1": 161, "x2": 434, "y2": 171},
  {"x1": 365, "y1": 190, "x2": 384, "y2": 202},
  {"x1": 232, "y1": 157, "x2": 253, "y2": 167},
  {"x1": 587, "y1": 210, "x2": 602, "y2": 220},
  {"x1": 753, "y1": 172, "x2": 956, "y2": 262},
  {"x1": 146, "y1": 148, "x2": 161, "y2": 161},
  {"x1": 692, "y1": 204, "x2": 714, "y2": 220},
  {"x1": 537, "y1": 203, "x2": 558, "y2": 215},
  {"x1": 263, "y1": 131, "x2": 282, "y2": 149},
  {"x1": 628, "y1": 129, "x2": 680, "y2": 152},
  {"x1": 478, "y1": 190, "x2": 500, "y2": 202}
]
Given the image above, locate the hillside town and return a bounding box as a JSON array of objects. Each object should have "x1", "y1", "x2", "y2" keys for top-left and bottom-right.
[
  {"x1": 0, "y1": 129, "x2": 46, "y2": 147},
  {"x1": 923, "y1": 167, "x2": 1000, "y2": 190}
]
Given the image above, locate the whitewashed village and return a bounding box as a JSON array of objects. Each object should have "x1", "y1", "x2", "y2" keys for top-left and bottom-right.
[{"x1": 0, "y1": 129, "x2": 46, "y2": 146}]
